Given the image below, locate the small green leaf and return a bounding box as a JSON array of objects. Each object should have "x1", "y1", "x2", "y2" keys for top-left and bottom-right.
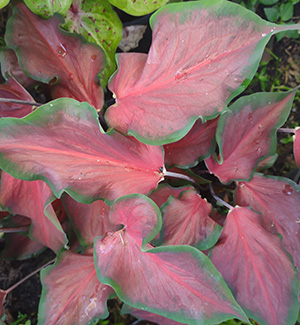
[
  {"x1": 264, "y1": 7, "x2": 280, "y2": 22},
  {"x1": 63, "y1": 0, "x2": 122, "y2": 87},
  {"x1": 276, "y1": 28, "x2": 299, "y2": 41},
  {"x1": 0, "y1": 0, "x2": 9, "y2": 9},
  {"x1": 259, "y1": 0, "x2": 279, "y2": 5},
  {"x1": 109, "y1": 0, "x2": 169, "y2": 16},
  {"x1": 23, "y1": 0, "x2": 72, "y2": 18},
  {"x1": 279, "y1": 2, "x2": 294, "y2": 21}
]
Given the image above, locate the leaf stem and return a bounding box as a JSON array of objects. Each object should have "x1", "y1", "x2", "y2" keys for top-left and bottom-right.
[
  {"x1": 4, "y1": 258, "x2": 56, "y2": 294},
  {"x1": 164, "y1": 170, "x2": 196, "y2": 183},
  {"x1": 278, "y1": 127, "x2": 295, "y2": 134},
  {"x1": 209, "y1": 184, "x2": 233, "y2": 210},
  {"x1": 0, "y1": 98, "x2": 43, "y2": 106}
]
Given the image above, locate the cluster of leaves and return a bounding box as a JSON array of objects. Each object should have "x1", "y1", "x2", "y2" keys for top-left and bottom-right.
[{"x1": 0, "y1": 0, "x2": 300, "y2": 324}]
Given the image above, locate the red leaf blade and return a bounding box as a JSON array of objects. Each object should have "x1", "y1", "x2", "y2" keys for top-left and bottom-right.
[
  {"x1": 206, "y1": 89, "x2": 297, "y2": 183},
  {"x1": 210, "y1": 206, "x2": 299, "y2": 325},
  {"x1": 0, "y1": 77, "x2": 34, "y2": 118},
  {"x1": 149, "y1": 184, "x2": 194, "y2": 208},
  {"x1": 164, "y1": 118, "x2": 218, "y2": 168},
  {"x1": 0, "y1": 48, "x2": 34, "y2": 87},
  {"x1": 123, "y1": 304, "x2": 186, "y2": 325},
  {"x1": 0, "y1": 173, "x2": 67, "y2": 252},
  {"x1": 5, "y1": 3, "x2": 104, "y2": 110},
  {"x1": 0, "y1": 99, "x2": 164, "y2": 203},
  {"x1": 106, "y1": 1, "x2": 298, "y2": 144},
  {"x1": 235, "y1": 174, "x2": 300, "y2": 280},
  {"x1": 94, "y1": 195, "x2": 248, "y2": 324},
  {"x1": 63, "y1": 195, "x2": 118, "y2": 246},
  {"x1": 293, "y1": 128, "x2": 300, "y2": 167},
  {"x1": 39, "y1": 251, "x2": 113, "y2": 325},
  {"x1": 0, "y1": 290, "x2": 7, "y2": 317},
  {"x1": 161, "y1": 189, "x2": 221, "y2": 249}
]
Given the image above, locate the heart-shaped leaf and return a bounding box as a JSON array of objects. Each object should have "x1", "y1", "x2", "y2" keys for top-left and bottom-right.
[
  {"x1": 0, "y1": 77, "x2": 34, "y2": 118},
  {"x1": 235, "y1": 174, "x2": 300, "y2": 280},
  {"x1": 5, "y1": 3, "x2": 104, "y2": 110},
  {"x1": 161, "y1": 189, "x2": 221, "y2": 249},
  {"x1": 109, "y1": 0, "x2": 168, "y2": 16},
  {"x1": 0, "y1": 98, "x2": 164, "y2": 204},
  {"x1": 39, "y1": 250, "x2": 114, "y2": 325},
  {"x1": 24, "y1": 0, "x2": 72, "y2": 18},
  {"x1": 164, "y1": 118, "x2": 218, "y2": 168},
  {"x1": 0, "y1": 172, "x2": 67, "y2": 253},
  {"x1": 205, "y1": 89, "x2": 297, "y2": 184},
  {"x1": 106, "y1": 0, "x2": 300, "y2": 144},
  {"x1": 63, "y1": 0, "x2": 122, "y2": 87},
  {"x1": 210, "y1": 206, "x2": 299, "y2": 325},
  {"x1": 94, "y1": 194, "x2": 248, "y2": 324},
  {"x1": 63, "y1": 195, "x2": 118, "y2": 246}
]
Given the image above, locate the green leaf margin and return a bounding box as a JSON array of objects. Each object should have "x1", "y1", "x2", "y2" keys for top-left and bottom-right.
[
  {"x1": 94, "y1": 194, "x2": 248, "y2": 325},
  {"x1": 214, "y1": 88, "x2": 298, "y2": 183}
]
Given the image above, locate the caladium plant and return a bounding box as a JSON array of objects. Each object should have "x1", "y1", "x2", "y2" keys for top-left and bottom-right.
[{"x1": 0, "y1": 0, "x2": 299, "y2": 324}]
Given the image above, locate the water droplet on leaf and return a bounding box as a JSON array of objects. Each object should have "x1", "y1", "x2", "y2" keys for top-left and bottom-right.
[
  {"x1": 282, "y1": 184, "x2": 293, "y2": 195},
  {"x1": 261, "y1": 33, "x2": 267, "y2": 37},
  {"x1": 256, "y1": 148, "x2": 262, "y2": 155},
  {"x1": 57, "y1": 44, "x2": 67, "y2": 58},
  {"x1": 175, "y1": 70, "x2": 188, "y2": 81},
  {"x1": 91, "y1": 54, "x2": 97, "y2": 62}
]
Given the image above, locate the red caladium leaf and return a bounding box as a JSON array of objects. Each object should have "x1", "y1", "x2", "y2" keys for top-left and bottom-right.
[
  {"x1": 235, "y1": 174, "x2": 300, "y2": 280},
  {"x1": 1, "y1": 233, "x2": 44, "y2": 260},
  {"x1": 0, "y1": 48, "x2": 34, "y2": 87},
  {"x1": 293, "y1": 128, "x2": 300, "y2": 167},
  {"x1": 0, "y1": 98, "x2": 164, "y2": 203},
  {"x1": 122, "y1": 304, "x2": 186, "y2": 325},
  {"x1": 0, "y1": 172, "x2": 67, "y2": 253},
  {"x1": 0, "y1": 77, "x2": 34, "y2": 118},
  {"x1": 94, "y1": 194, "x2": 248, "y2": 324},
  {"x1": 164, "y1": 118, "x2": 218, "y2": 168},
  {"x1": 39, "y1": 250, "x2": 114, "y2": 325},
  {"x1": 206, "y1": 89, "x2": 297, "y2": 184},
  {"x1": 63, "y1": 195, "x2": 118, "y2": 246},
  {"x1": 106, "y1": 0, "x2": 300, "y2": 144},
  {"x1": 161, "y1": 189, "x2": 221, "y2": 249},
  {"x1": 5, "y1": 3, "x2": 104, "y2": 110},
  {"x1": 210, "y1": 206, "x2": 299, "y2": 325},
  {"x1": 149, "y1": 184, "x2": 194, "y2": 208}
]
